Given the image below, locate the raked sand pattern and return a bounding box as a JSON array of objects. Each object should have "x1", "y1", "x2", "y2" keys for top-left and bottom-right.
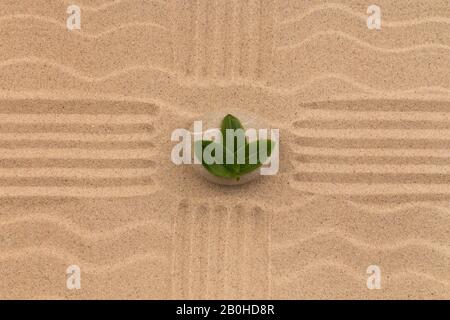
[{"x1": 0, "y1": 0, "x2": 449, "y2": 299}]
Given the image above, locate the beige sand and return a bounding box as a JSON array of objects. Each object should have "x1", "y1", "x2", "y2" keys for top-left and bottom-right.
[{"x1": 0, "y1": 0, "x2": 449, "y2": 299}]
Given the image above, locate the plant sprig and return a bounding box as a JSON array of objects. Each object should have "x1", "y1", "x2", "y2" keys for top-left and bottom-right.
[{"x1": 195, "y1": 114, "x2": 275, "y2": 181}]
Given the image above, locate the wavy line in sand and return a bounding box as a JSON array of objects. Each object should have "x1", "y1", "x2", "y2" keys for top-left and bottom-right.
[
  {"x1": 344, "y1": 199, "x2": 450, "y2": 215},
  {"x1": 272, "y1": 228, "x2": 450, "y2": 254},
  {"x1": 276, "y1": 30, "x2": 450, "y2": 52},
  {"x1": 23, "y1": 295, "x2": 67, "y2": 300},
  {"x1": 180, "y1": 73, "x2": 450, "y2": 96},
  {"x1": 274, "y1": 260, "x2": 450, "y2": 287},
  {"x1": 61, "y1": 0, "x2": 167, "y2": 11},
  {"x1": 0, "y1": 15, "x2": 169, "y2": 37},
  {"x1": 3, "y1": 202, "x2": 445, "y2": 253},
  {"x1": 282, "y1": 195, "x2": 450, "y2": 219},
  {"x1": 278, "y1": 3, "x2": 450, "y2": 27},
  {"x1": 0, "y1": 246, "x2": 167, "y2": 273},
  {"x1": 0, "y1": 57, "x2": 175, "y2": 81},
  {"x1": 0, "y1": 215, "x2": 170, "y2": 241},
  {"x1": 281, "y1": 200, "x2": 450, "y2": 241},
  {"x1": 1, "y1": 59, "x2": 449, "y2": 97}
]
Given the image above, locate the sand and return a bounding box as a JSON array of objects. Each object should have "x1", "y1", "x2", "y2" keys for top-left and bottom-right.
[{"x1": 0, "y1": 0, "x2": 449, "y2": 299}]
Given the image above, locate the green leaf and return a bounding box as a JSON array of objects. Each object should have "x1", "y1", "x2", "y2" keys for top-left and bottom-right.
[
  {"x1": 194, "y1": 140, "x2": 236, "y2": 179},
  {"x1": 194, "y1": 114, "x2": 276, "y2": 182},
  {"x1": 221, "y1": 114, "x2": 244, "y2": 153},
  {"x1": 238, "y1": 163, "x2": 262, "y2": 176},
  {"x1": 221, "y1": 114, "x2": 244, "y2": 132},
  {"x1": 203, "y1": 162, "x2": 236, "y2": 179},
  {"x1": 194, "y1": 140, "x2": 211, "y2": 163},
  {"x1": 223, "y1": 144, "x2": 240, "y2": 175},
  {"x1": 238, "y1": 139, "x2": 275, "y2": 175}
]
